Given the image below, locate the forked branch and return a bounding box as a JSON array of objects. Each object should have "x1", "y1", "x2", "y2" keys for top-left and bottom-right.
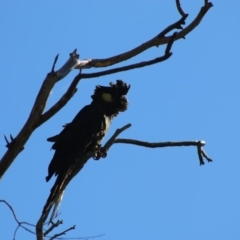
[
  {"x1": 0, "y1": 0, "x2": 213, "y2": 181},
  {"x1": 0, "y1": 199, "x2": 99, "y2": 240},
  {"x1": 35, "y1": 123, "x2": 212, "y2": 239},
  {"x1": 105, "y1": 124, "x2": 213, "y2": 166},
  {"x1": 75, "y1": 0, "x2": 213, "y2": 68},
  {"x1": 0, "y1": 199, "x2": 36, "y2": 239},
  {"x1": 39, "y1": 31, "x2": 177, "y2": 127},
  {"x1": 115, "y1": 138, "x2": 212, "y2": 165}
]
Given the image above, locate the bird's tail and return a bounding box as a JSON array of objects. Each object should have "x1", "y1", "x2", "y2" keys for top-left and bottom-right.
[
  {"x1": 41, "y1": 173, "x2": 68, "y2": 223},
  {"x1": 48, "y1": 190, "x2": 65, "y2": 222},
  {"x1": 42, "y1": 156, "x2": 89, "y2": 223}
]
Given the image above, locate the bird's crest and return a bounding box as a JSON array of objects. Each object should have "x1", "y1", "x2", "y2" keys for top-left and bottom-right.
[{"x1": 92, "y1": 80, "x2": 130, "y2": 102}]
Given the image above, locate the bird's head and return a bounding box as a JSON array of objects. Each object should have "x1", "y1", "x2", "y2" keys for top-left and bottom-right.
[{"x1": 91, "y1": 80, "x2": 130, "y2": 114}]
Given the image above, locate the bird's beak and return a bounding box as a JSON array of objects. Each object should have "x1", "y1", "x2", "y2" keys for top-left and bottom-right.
[{"x1": 120, "y1": 95, "x2": 128, "y2": 111}]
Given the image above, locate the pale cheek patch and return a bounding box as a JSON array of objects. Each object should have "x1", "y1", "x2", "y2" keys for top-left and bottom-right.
[{"x1": 102, "y1": 93, "x2": 112, "y2": 102}]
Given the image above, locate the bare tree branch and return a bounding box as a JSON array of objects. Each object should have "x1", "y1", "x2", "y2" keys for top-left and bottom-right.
[
  {"x1": 0, "y1": 0, "x2": 213, "y2": 182},
  {"x1": 35, "y1": 121, "x2": 212, "y2": 238},
  {"x1": 51, "y1": 54, "x2": 59, "y2": 73},
  {"x1": 0, "y1": 200, "x2": 36, "y2": 239},
  {"x1": 1, "y1": 199, "x2": 103, "y2": 240},
  {"x1": 44, "y1": 220, "x2": 63, "y2": 237},
  {"x1": 39, "y1": 69, "x2": 82, "y2": 126},
  {"x1": 49, "y1": 225, "x2": 76, "y2": 240},
  {"x1": 0, "y1": 1, "x2": 214, "y2": 239},
  {"x1": 39, "y1": 32, "x2": 176, "y2": 127},
  {"x1": 75, "y1": 1, "x2": 213, "y2": 69},
  {"x1": 176, "y1": 0, "x2": 186, "y2": 16},
  {"x1": 114, "y1": 139, "x2": 212, "y2": 165},
  {"x1": 102, "y1": 123, "x2": 213, "y2": 166},
  {"x1": 62, "y1": 234, "x2": 105, "y2": 240},
  {"x1": 104, "y1": 124, "x2": 132, "y2": 151},
  {"x1": 78, "y1": 31, "x2": 177, "y2": 79},
  {"x1": 0, "y1": 50, "x2": 92, "y2": 179},
  {"x1": 55, "y1": 50, "x2": 91, "y2": 82},
  {"x1": 0, "y1": 71, "x2": 57, "y2": 179}
]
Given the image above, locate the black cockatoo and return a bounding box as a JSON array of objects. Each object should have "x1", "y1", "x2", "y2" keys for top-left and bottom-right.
[{"x1": 42, "y1": 80, "x2": 130, "y2": 220}]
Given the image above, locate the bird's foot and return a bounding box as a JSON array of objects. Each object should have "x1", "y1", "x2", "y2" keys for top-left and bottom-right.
[
  {"x1": 93, "y1": 147, "x2": 107, "y2": 160},
  {"x1": 100, "y1": 147, "x2": 107, "y2": 158}
]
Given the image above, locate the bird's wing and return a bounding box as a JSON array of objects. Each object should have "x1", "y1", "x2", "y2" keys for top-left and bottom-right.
[
  {"x1": 47, "y1": 123, "x2": 70, "y2": 142},
  {"x1": 46, "y1": 104, "x2": 105, "y2": 181},
  {"x1": 42, "y1": 105, "x2": 105, "y2": 220}
]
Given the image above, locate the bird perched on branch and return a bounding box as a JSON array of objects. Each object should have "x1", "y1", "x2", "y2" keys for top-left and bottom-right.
[{"x1": 42, "y1": 80, "x2": 130, "y2": 221}]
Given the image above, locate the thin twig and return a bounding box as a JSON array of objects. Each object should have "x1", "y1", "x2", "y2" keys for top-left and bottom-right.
[
  {"x1": 86, "y1": 15, "x2": 185, "y2": 68},
  {"x1": 49, "y1": 225, "x2": 76, "y2": 240},
  {"x1": 44, "y1": 220, "x2": 63, "y2": 236},
  {"x1": 77, "y1": 1, "x2": 212, "y2": 68},
  {"x1": 178, "y1": 1, "x2": 213, "y2": 39},
  {"x1": 79, "y1": 33, "x2": 175, "y2": 79},
  {"x1": 176, "y1": 0, "x2": 186, "y2": 16},
  {"x1": 104, "y1": 123, "x2": 132, "y2": 151},
  {"x1": 0, "y1": 199, "x2": 103, "y2": 240},
  {"x1": 199, "y1": 147, "x2": 213, "y2": 163},
  {"x1": 157, "y1": 15, "x2": 187, "y2": 38},
  {"x1": 0, "y1": 200, "x2": 36, "y2": 239},
  {"x1": 39, "y1": 32, "x2": 176, "y2": 125},
  {"x1": 4, "y1": 134, "x2": 11, "y2": 148},
  {"x1": 39, "y1": 69, "x2": 82, "y2": 126},
  {"x1": 56, "y1": 234, "x2": 105, "y2": 240},
  {"x1": 0, "y1": 1, "x2": 213, "y2": 180},
  {"x1": 51, "y1": 54, "x2": 59, "y2": 73},
  {"x1": 197, "y1": 145, "x2": 205, "y2": 165},
  {"x1": 114, "y1": 138, "x2": 212, "y2": 165}
]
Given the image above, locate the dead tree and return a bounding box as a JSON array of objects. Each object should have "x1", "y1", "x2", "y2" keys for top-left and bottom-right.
[{"x1": 0, "y1": 1, "x2": 213, "y2": 239}]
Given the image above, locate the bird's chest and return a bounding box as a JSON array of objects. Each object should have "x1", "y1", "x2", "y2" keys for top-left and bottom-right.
[
  {"x1": 96, "y1": 115, "x2": 112, "y2": 144},
  {"x1": 103, "y1": 115, "x2": 112, "y2": 133}
]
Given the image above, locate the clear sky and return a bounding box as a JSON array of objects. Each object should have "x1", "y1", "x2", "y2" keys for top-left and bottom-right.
[{"x1": 1, "y1": 1, "x2": 239, "y2": 240}]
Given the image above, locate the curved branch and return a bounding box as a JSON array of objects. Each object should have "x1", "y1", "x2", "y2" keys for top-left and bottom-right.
[
  {"x1": 39, "y1": 32, "x2": 176, "y2": 126},
  {"x1": 176, "y1": 0, "x2": 186, "y2": 16},
  {"x1": 76, "y1": 1, "x2": 213, "y2": 68},
  {"x1": 0, "y1": 200, "x2": 36, "y2": 239},
  {"x1": 0, "y1": 0, "x2": 213, "y2": 180},
  {"x1": 0, "y1": 71, "x2": 57, "y2": 179},
  {"x1": 0, "y1": 199, "x2": 91, "y2": 240},
  {"x1": 177, "y1": 1, "x2": 213, "y2": 40},
  {"x1": 79, "y1": 32, "x2": 176, "y2": 79},
  {"x1": 39, "y1": 69, "x2": 82, "y2": 126}
]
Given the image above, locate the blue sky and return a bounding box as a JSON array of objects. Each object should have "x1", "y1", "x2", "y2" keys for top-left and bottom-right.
[{"x1": 1, "y1": 1, "x2": 240, "y2": 240}]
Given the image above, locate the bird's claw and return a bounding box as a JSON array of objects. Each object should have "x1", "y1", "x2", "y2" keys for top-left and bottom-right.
[
  {"x1": 100, "y1": 147, "x2": 107, "y2": 158},
  {"x1": 93, "y1": 147, "x2": 107, "y2": 160}
]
